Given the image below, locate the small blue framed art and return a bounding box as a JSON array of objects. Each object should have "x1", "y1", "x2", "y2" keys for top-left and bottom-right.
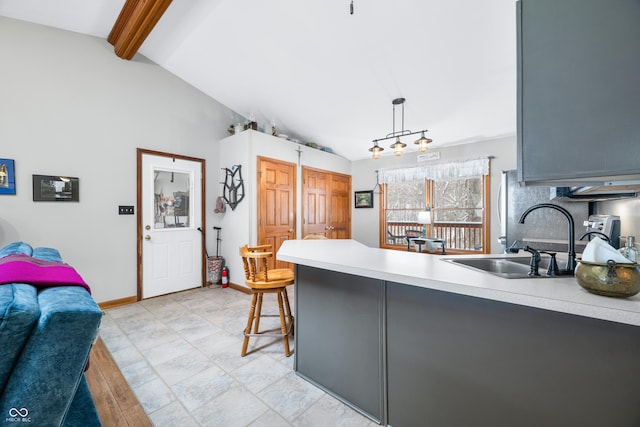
[{"x1": 0, "y1": 159, "x2": 16, "y2": 195}]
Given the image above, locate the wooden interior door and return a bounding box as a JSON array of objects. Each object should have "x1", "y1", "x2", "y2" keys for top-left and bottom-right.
[
  {"x1": 328, "y1": 173, "x2": 351, "y2": 239},
  {"x1": 302, "y1": 167, "x2": 351, "y2": 239},
  {"x1": 302, "y1": 168, "x2": 329, "y2": 237},
  {"x1": 257, "y1": 157, "x2": 296, "y2": 270}
]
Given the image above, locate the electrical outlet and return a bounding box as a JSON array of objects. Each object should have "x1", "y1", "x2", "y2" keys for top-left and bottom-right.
[{"x1": 119, "y1": 205, "x2": 134, "y2": 215}]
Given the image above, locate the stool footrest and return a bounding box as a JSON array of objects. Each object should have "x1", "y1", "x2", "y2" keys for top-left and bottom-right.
[{"x1": 243, "y1": 315, "x2": 294, "y2": 338}]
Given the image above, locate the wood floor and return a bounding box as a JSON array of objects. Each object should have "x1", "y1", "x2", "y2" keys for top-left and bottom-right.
[{"x1": 85, "y1": 337, "x2": 152, "y2": 426}]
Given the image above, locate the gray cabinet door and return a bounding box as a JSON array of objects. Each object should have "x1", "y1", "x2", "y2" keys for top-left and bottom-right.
[
  {"x1": 294, "y1": 265, "x2": 384, "y2": 423},
  {"x1": 386, "y1": 282, "x2": 640, "y2": 427},
  {"x1": 517, "y1": 0, "x2": 640, "y2": 182}
]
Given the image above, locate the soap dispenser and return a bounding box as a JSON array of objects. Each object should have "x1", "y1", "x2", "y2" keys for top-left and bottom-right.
[{"x1": 619, "y1": 236, "x2": 639, "y2": 263}]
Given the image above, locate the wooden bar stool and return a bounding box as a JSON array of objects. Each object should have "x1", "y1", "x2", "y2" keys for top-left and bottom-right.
[
  {"x1": 303, "y1": 234, "x2": 328, "y2": 239},
  {"x1": 239, "y1": 244, "x2": 295, "y2": 357}
]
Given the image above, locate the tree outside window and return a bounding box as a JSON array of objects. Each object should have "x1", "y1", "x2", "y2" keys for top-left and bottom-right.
[
  {"x1": 431, "y1": 176, "x2": 486, "y2": 252},
  {"x1": 381, "y1": 169, "x2": 489, "y2": 254}
]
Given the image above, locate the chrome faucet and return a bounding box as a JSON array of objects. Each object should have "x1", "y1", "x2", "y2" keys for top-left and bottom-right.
[{"x1": 518, "y1": 203, "x2": 577, "y2": 275}]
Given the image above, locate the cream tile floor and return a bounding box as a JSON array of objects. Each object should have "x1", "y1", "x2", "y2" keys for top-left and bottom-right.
[{"x1": 99, "y1": 286, "x2": 378, "y2": 427}]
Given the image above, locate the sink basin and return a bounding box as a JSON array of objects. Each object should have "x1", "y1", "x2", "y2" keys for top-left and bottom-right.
[{"x1": 443, "y1": 257, "x2": 555, "y2": 279}]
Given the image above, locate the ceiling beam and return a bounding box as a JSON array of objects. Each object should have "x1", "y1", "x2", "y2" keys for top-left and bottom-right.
[{"x1": 108, "y1": 0, "x2": 173, "y2": 60}]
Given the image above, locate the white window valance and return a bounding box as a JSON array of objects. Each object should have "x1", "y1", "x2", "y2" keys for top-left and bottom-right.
[{"x1": 378, "y1": 158, "x2": 490, "y2": 184}]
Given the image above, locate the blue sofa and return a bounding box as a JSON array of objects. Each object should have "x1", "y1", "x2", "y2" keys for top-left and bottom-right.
[{"x1": 0, "y1": 242, "x2": 103, "y2": 426}]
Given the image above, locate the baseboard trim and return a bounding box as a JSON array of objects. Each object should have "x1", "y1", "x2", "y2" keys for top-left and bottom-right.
[
  {"x1": 228, "y1": 282, "x2": 251, "y2": 294},
  {"x1": 98, "y1": 285, "x2": 249, "y2": 309},
  {"x1": 98, "y1": 296, "x2": 138, "y2": 310}
]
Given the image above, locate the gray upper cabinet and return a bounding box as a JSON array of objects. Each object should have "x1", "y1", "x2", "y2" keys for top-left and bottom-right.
[{"x1": 517, "y1": 0, "x2": 640, "y2": 184}]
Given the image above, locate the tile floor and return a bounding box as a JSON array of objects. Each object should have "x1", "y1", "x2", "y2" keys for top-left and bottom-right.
[{"x1": 99, "y1": 286, "x2": 378, "y2": 427}]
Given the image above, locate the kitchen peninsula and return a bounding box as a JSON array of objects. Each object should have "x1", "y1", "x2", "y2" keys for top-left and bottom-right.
[{"x1": 278, "y1": 239, "x2": 640, "y2": 427}]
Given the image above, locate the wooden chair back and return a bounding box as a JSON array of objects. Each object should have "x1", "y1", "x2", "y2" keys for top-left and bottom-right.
[
  {"x1": 239, "y1": 244, "x2": 273, "y2": 283},
  {"x1": 239, "y1": 244, "x2": 294, "y2": 288}
]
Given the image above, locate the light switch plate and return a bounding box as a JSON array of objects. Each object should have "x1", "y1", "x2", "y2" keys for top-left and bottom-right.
[{"x1": 119, "y1": 205, "x2": 134, "y2": 215}]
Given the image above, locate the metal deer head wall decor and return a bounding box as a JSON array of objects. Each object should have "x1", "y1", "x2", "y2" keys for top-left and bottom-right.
[{"x1": 221, "y1": 164, "x2": 245, "y2": 211}]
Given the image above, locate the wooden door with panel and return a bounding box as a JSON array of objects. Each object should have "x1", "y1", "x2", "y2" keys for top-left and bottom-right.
[
  {"x1": 302, "y1": 167, "x2": 351, "y2": 240},
  {"x1": 257, "y1": 157, "x2": 296, "y2": 270},
  {"x1": 302, "y1": 167, "x2": 329, "y2": 238},
  {"x1": 328, "y1": 173, "x2": 351, "y2": 239}
]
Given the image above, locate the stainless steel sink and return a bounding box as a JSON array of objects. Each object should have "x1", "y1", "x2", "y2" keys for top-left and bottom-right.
[{"x1": 442, "y1": 256, "x2": 555, "y2": 279}]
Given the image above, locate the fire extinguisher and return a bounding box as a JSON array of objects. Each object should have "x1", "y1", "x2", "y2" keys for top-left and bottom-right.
[{"x1": 221, "y1": 266, "x2": 229, "y2": 288}]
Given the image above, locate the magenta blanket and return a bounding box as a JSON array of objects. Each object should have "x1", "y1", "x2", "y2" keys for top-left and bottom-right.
[{"x1": 0, "y1": 254, "x2": 91, "y2": 293}]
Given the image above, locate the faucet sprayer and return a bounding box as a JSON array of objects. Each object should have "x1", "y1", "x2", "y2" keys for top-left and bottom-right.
[{"x1": 579, "y1": 231, "x2": 611, "y2": 244}]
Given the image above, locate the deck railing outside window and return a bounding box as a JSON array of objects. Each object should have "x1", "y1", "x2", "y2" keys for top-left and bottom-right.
[{"x1": 386, "y1": 221, "x2": 484, "y2": 252}]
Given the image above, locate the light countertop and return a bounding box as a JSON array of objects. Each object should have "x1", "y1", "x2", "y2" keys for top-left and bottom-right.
[{"x1": 278, "y1": 239, "x2": 640, "y2": 327}]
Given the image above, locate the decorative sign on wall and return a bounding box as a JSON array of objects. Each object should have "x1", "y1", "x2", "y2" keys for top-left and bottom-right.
[
  {"x1": 417, "y1": 151, "x2": 440, "y2": 162},
  {"x1": 221, "y1": 164, "x2": 245, "y2": 211},
  {"x1": 32, "y1": 174, "x2": 79, "y2": 202}
]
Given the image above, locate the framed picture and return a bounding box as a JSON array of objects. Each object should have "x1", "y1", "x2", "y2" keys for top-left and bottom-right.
[
  {"x1": 355, "y1": 190, "x2": 374, "y2": 208},
  {"x1": 33, "y1": 174, "x2": 79, "y2": 202},
  {"x1": 0, "y1": 159, "x2": 16, "y2": 195}
]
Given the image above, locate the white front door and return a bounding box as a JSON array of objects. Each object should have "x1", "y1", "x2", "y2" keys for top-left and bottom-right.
[{"x1": 140, "y1": 151, "x2": 204, "y2": 299}]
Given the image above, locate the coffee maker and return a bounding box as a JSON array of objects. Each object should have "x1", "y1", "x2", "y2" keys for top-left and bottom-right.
[{"x1": 583, "y1": 214, "x2": 621, "y2": 248}]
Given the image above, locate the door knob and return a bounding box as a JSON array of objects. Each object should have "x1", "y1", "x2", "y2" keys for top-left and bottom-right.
[
  {"x1": 289, "y1": 229, "x2": 294, "y2": 233},
  {"x1": 145, "y1": 225, "x2": 151, "y2": 230},
  {"x1": 144, "y1": 235, "x2": 151, "y2": 240}
]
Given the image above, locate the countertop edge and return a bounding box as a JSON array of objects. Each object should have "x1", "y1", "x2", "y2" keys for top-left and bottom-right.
[{"x1": 278, "y1": 240, "x2": 640, "y2": 327}]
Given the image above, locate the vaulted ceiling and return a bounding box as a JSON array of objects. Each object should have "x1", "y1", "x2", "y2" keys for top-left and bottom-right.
[{"x1": 0, "y1": 0, "x2": 517, "y2": 161}]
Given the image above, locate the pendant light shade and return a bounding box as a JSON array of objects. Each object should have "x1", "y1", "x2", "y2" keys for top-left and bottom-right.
[
  {"x1": 368, "y1": 142, "x2": 384, "y2": 159},
  {"x1": 390, "y1": 137, "x2": 406, "y2": 156},
  {"x1": 415, "y1": 131, "x2": 432, "y2": 152}
]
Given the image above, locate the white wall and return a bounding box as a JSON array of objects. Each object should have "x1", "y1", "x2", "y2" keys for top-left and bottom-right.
[
  {"x1": 350, "y1": 136, "x2": 517, "y2": 253},
  {"x1": 0, "y1": 17, "x2": 237, "y2": 303},
  {"x1": 0, "y1": 17, "x2": 520, "y2": 302},
  {"x1": 216, "y1": 130, "x2": 350, "y2": 287}
]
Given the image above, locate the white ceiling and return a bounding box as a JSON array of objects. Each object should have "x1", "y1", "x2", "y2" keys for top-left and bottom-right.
[{"x1": 0, "y1": 0, "x2": 517, "y2": 161}]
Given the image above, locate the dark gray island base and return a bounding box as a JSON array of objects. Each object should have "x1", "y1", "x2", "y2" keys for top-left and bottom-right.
[{"x1": 294, "y1": 265, "x2": 640, "y2": 427}]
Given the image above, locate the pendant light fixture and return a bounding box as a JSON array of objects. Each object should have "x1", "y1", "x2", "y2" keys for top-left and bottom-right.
[
  {"x1": 415, "y1": 131, "x2": 433, "y2": 152},
  {"x1": 368, "y1": 97, "x2": 431, "y2": 159},
  {"x1": 390, "y1": 137, "x2": 406, "y2": 156},
  {"x1": 368, "y1": 142, "x2": 384, "y2": 159}
]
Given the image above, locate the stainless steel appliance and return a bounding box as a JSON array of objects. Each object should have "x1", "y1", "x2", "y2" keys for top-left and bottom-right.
[
  {"x1": 500, "y1": 170, "x2": 589, "y2": 254},
  {"x1": 583, "y1": 214, "x2": 621, "y2": 248}
]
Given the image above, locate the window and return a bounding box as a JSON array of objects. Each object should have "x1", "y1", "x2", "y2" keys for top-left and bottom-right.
[
  {"x1": 431, "y1": 176, "x2": 488, "y2": 252},
  {"x1": 379, "y1": 159, "x2": 490, "y2": 254},
  {"x1": 384, "y1": 181, "x2": 427, "y2": 246}
]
